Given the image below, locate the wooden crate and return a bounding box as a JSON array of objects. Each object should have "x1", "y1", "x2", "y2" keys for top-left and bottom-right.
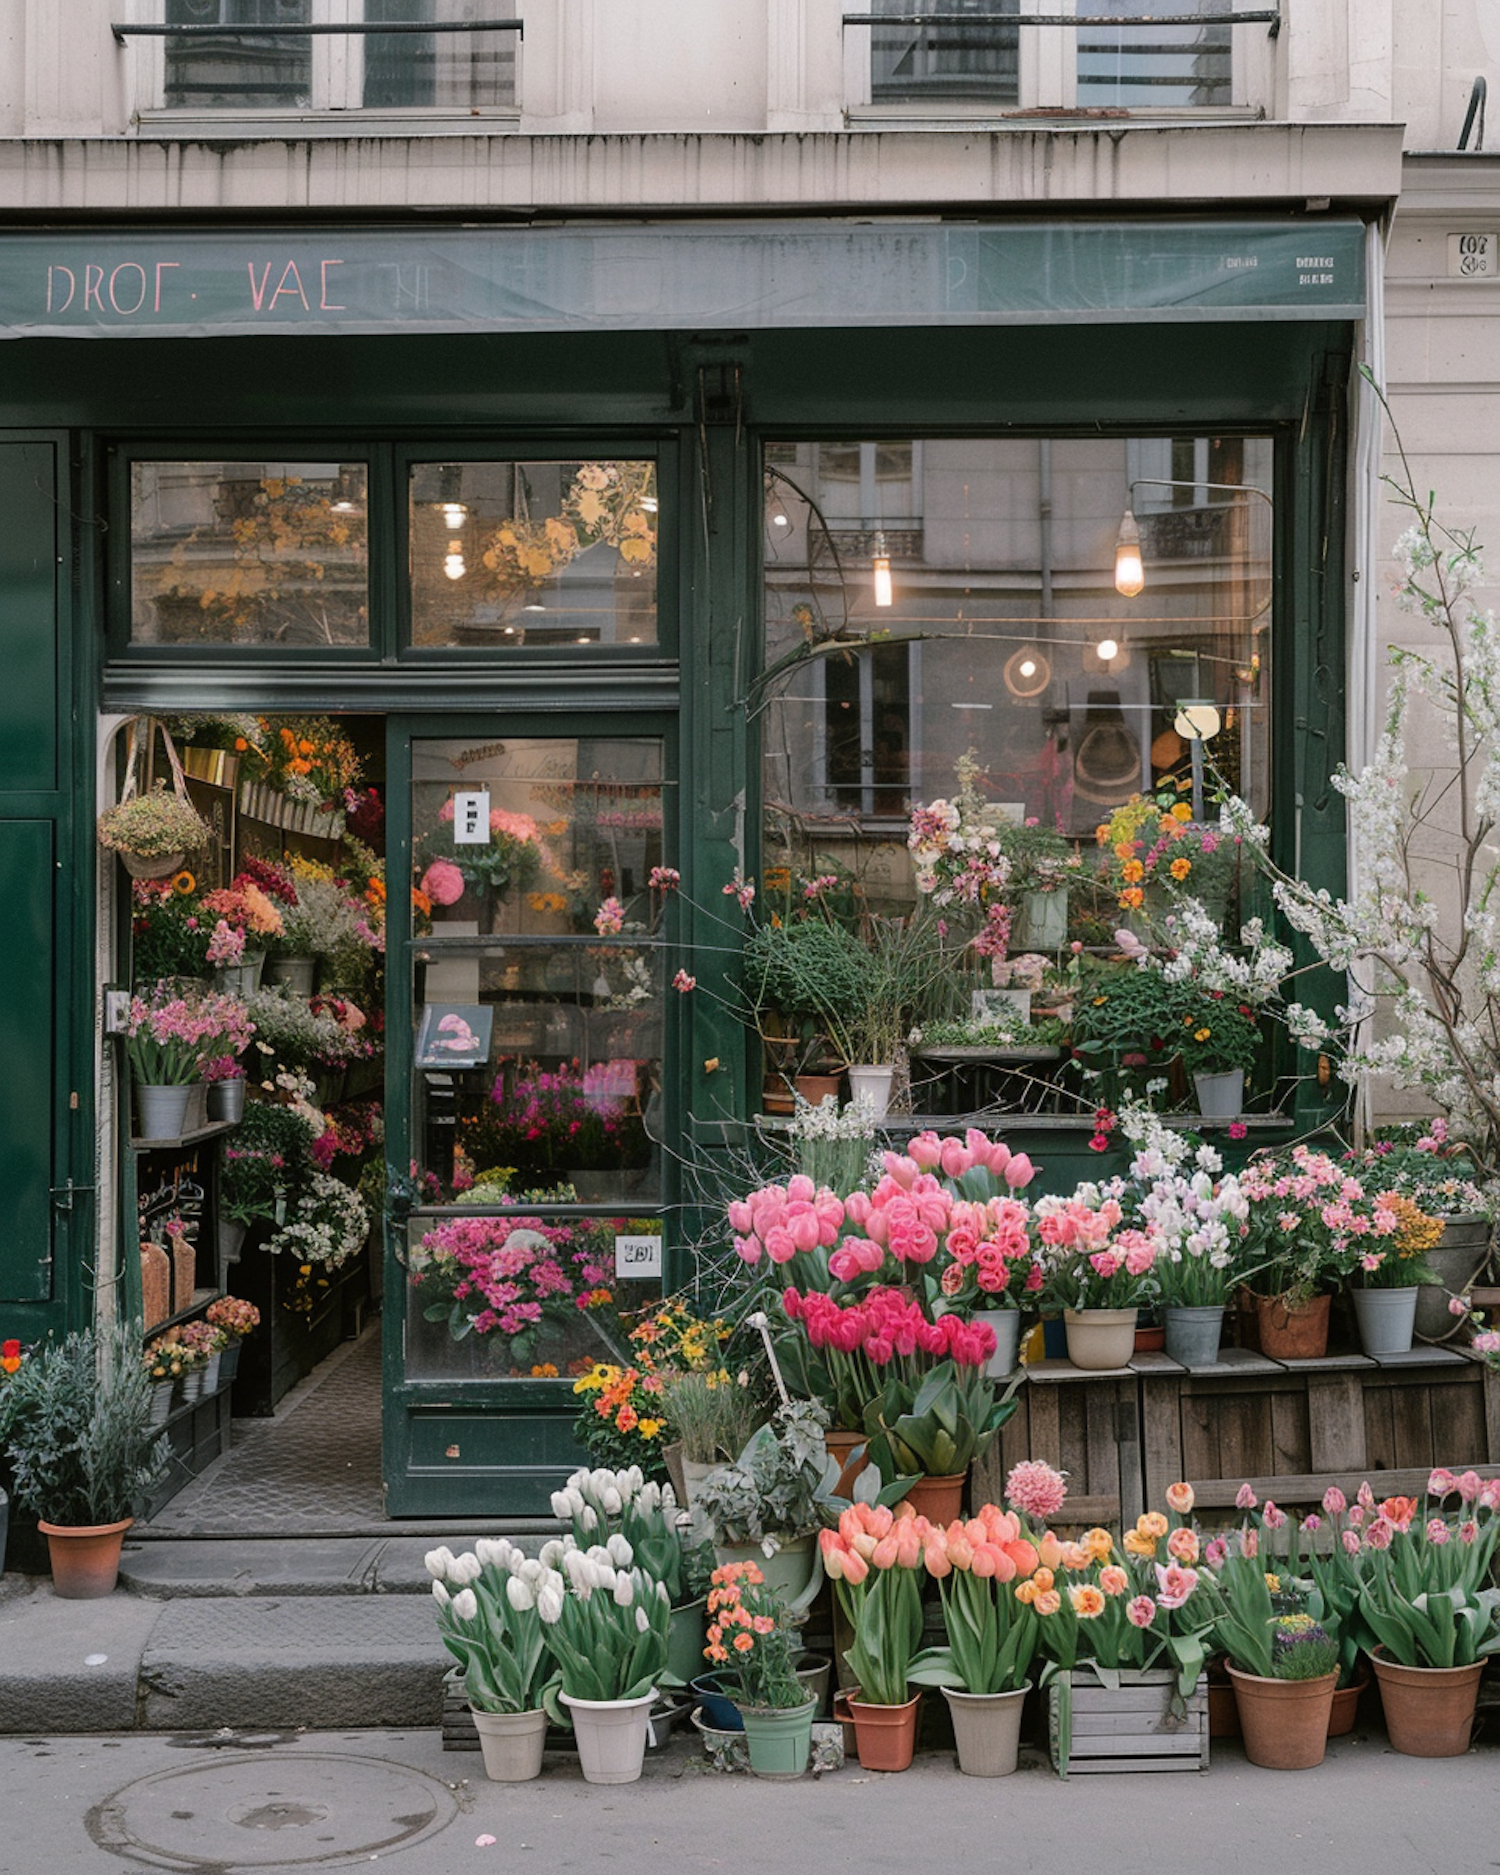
[
  {"x1": 973, "y1": 1363, "x2": 1142, "y2": 1528},
  {"x1": 1047, "y1": 1668, "x2": 1208, "y2": 1776}
]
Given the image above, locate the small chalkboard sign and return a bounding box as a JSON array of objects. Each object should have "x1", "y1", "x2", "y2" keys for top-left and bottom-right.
[{"x1": 415, "y1": 1003, "x2": 494, "y2": 1069}]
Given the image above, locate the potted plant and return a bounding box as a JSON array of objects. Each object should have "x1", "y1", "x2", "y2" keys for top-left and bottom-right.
[
  {"x1": 1034, "y1": 1188, "x2": 1162, "y2": 1370},
  {"x1": 97, "y1": 780, "x2": 212, "y2": 880},
  {"x1": 0, "y1": 1321, "x2": 169, "y2": 1597},
  {"x1": 659, "y1": 1367, "x2": 765, "y2": 1504},
  {"x1": 427, "y1": 1538, "x2": 560, "y2": 1781},
  {"x1": 690, "y1": 1397, "x2": 829, "y2": 1609},
  {"x1": 819, "y1": 1501, "x2": 930, "y2": 1770},
  {"x1": 703, "y1": 1558, "x2": 818, "y2": 1777},
  {"x1": 1349, "y1": 1128, "x2": 1498, "y2": 1339},
  {"x1": 532, "y1": 1533, "x2": 672, "y2": 1784},
  {"x1": 1347, "y1": 1193, "x2": 1444, "y2": 1356},
  {"x1": 997, "y1": 817, "x2": 1081, "y2": 949},
  {"x1": 203, "y1": 1295, "x2": 260, "y2": 1385},
  {"x1": 907, "y1": 1501, "x2": 1044, "y2": 1775},
  {"x1": 124, "y1": 988, "x2": 247, "y2": 1140}
]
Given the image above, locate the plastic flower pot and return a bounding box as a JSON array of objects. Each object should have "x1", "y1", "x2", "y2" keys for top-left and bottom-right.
[
  {"x1": 665, "y1": 1597, "x2": 707, "y2": 1686},
  {"x1": 1370, "y1": 1649, "x2": 1485, "y2": 1758},
  {"x1": 1225, "y1": 1663, "x2": 1337, "y2": 1769},
  {"x1": 1351, "y1": 1285, "x2": 1419, "y2": 1357},
  {"x1": 1063, "y1": 1308, "x2": 1137, "y2": 1370},
  {"x1": 1163, "y1": 1305, "x2": 1225, "y2": 1367},
  {"x1": 736, "y1": 1695, "x2": 817, "y2": 1778},
  {"x1": 972, "y1": 1308, "x2": 1022, "y2": 1378},
  {"x1": 690, "y1": 1673, "x2": 744, "y2": 1732},
  {"x1": 469, "y1": 1706, "x2": 548, "y2": 1782},
  {"x1": 847, "y1": 1691, "x2": 923, "y2": 1772},
  {"x1": 941, "y1": 1683, "x2": 1030, "y2": 1777},
  {"x1": 38, "y1": 1517, "x2": 134, "y2": 1599},
  {"x1": 559, "y1": 1687, "x2": 658, "y2": 1784},
  {"x1": 792, "y1": 1651, "x2": 833, "y2": 1717},
  {"x1": 712, "y1": 1536, "x2": 817, "y2": 1607}
]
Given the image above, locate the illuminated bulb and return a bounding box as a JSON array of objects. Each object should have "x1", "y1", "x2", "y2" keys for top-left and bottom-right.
[
  {"x1": 523, "y1": 602, "x2": 547, "y2": 613},
  {"x1": 1097, "y1": 637, "x2": 1119, "y2": 662},
  {"x1": 872, "y1": 530, "x2": 893, "y2": 609},
  {"x1": 772, "y1": 511, "x2": 790, "y2": 528},
  {"x1": 1018, "y1": 657, "x2": 1037, "y2": 679},
  {"x1": 440, "y1": 502, "x2": 467, "y2": 531},
  {"x1": 1114, "y1": 508, "x2": 1145, "y2": 598},
  {"x1": 443, "y1": 549, "x2": 466, "y2": 581}
]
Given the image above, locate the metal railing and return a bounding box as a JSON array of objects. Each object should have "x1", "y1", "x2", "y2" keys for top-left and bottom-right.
[{"x1": 113, "y1": 17, "x2": 522, "y2": 45}]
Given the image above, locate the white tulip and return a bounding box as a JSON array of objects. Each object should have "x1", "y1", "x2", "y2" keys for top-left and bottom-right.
[
  {"x1": 639, "y1": 1482, "x2": 660, "y2": 1513},
  {"x1": 539, "y1": 1539, "x2": 566, "y2": 1569},
  {"x1": 594, "y1": 1564, "x2": 618, "y2": 1596},
  {"x1": 424, "y1": 1546, "x2": 456, "y2": 1580},
  {"x1": 537, "y1": 1582, "x2": 565, "y2": 1625},
  {"x1": 451, "y1": 1588, "x2": 479, "y2": 1622},
  {"x1": 517, "y1": 1557, "x2": 545, "y2": 1585},
  {"x1": 550, "y1": 1490, "x2": 573, "y2": 1519},
  {"x1": 634, "y1": 1605, "x2": 650, "y2": 1633},
  {"x1": 656, "y1": 1579, "x2": 670, "y2": 1604},
  {"x1": 579, "y1": 1505, "x2": 598, "y2": 1533},
  {"x1": 448, "y1": 1551, "x2": 482, "y2": 1586},
  {"x1": 590, "y1": 1468, "x2": 614, "y2": 1500},
  {"x1": 660, "y1": 1482, "x2": 678, "y2": 1511},
  {"x1": 431, "y1": 1579, "x2": 451, "y2": 1607},
  {"x1": 474, "y1": 1537, "x2": 506, "y2": 1569},
  {"x1": 602, "y1": 1488, "x2": 623, "y2": 1516},
  {"x1": 613, "y1": 1574, "x2": 635, "y2": 1607},
  {"x1": 606, "y1": 1534, "x2": 633, "y2": 1568},
  {"x1": 506, "y1": 1575, "x2": 536, "y2": 1613},
  {"x1": 586, "y1": 1545, "x2": 613, "y2": 1568}
]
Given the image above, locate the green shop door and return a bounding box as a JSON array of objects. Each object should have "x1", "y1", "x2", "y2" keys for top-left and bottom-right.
[
  {"x1": 382, "y1": 719, "x2": 677, "y2": 1516},
  {"x1": 0, "y1": 437, "x2": 85, "y2": 1336}
]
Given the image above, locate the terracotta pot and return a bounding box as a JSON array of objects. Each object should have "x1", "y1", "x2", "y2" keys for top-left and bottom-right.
[
  {"x1": 38, "y1": 1517, "x2": 133, "y2": 1599},
  {"x1": 825, "y1": 1429, "x2": 870, "y2": 1498},
  {"x1": 1327, "y1": 1671, "x2": 1369, "y2": 1738},
  {"x1": 1254, "y1": 1291, "x2": 1331, "y2": 1360},
  {"x1": 1226, "y1": 1663, "x2": 1337, "y2": 1769},
  {"x1": 1207, "y1": 1668, "x2": 1241, "y2": 1738},
  {"x1": 793, "y1": 1072, "x2": 842, "y2": 1107},
  {"x1": 847, "y1": 1691, "x2": 922, "y2": 1771},
  {"x1": 1371, "y1": 1648, "x2": 1485, "y2": 1757},
  {"x1": 1134, "y1": 1324, "x2": 1166, "y2": 1353},
  {"x1": 900, "y1": 1472, "x2": 965, "y2": 1524}
]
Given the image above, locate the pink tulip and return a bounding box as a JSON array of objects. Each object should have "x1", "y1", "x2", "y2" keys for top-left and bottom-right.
[
  {"x1": 906, "y1": 1133, "x2": 943, "y2": 1171},
  {"x1": 1004, "y1": 1153, "x2": 1035, "y2": 1189},
  {"x1": 940, "y1": 1140, "x2": 975, "y2": 1179}
]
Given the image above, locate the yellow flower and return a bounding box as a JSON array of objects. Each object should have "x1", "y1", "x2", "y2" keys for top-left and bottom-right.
[
  {"x1": 1123, "y1": 1529, "x2": 1157, "y2": 1558},
  {"x1": 1138, "y1": 1511, "x2": 1169, "y2": 1540},
  {"x1": 172, "y1": 870, "x2": 196, "y2": 896},
  {"x1": 1122, "y1": 859, "x2": 1145, "y2": 884},
  {"x1": 638, "y1": 1418, "x2": 663, "y2": 1439},
  {"x1": 1082, "y1": 1527, "x2": 1114, "y2": 1562},
  {"x1": 1169, "y1": 856, "x2": 1192, "y2": 880},
  {"x1": 1171, "y1": 802, "x2": 1193, "y2": 823},
  {"x1": 1265, "y1": 1572, "x2": 1281, "y2": 1593},
  {"x1": 1195, "y1": 1027, "x2": 1212, "y2": 1043}
]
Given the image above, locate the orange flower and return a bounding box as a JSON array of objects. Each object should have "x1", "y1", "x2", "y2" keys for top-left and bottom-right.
[
  {"x1": 1138, "y1": 1511, "x2": 1169, "y2": 1540},
  {"x1": 1013, "y1": 1579, "x2": 1038, "y2": 1605},
  {"x1": 733, "y1": 1631, "x2": 754, "y2": 1653},
  {"x1": 1123, "y1": 1529, "x2": 1157, "y2": 1558},
  {"x1": 1169, "y1": 856, "x2": 1192, "y2": 880},
  {"x1": 1119, "y1": 886, "x2": 1145, "y2": 911},
  {"x1": 172, "y1": 870, "x2": 196, "y2": 896},
  {"x1": 1033, "y1": 1590, "x2": 1062, "y2": 1617},
  {"x1": 1095, "y1": 824, "x2": 1110, "y2": 847},
  {"x1": 1069, "y1": 1585, "x2": 1106, "y2": 1618},
  {"x1": 1082, "y1": 1527, "x2": 1114, "y2": 1562},
  {"x1": 1167, "y1": 1526, "x2": 1200, "y2": 1564},
  {"x1": 1031, "y1": 1566, "x2": 1055, "y2": 1594},
  {"x1": 1165, "y1": 1482, "x2": 1195, "y2": 1514},
  {"x1": 1121, "y1": 859, "x2": 1145, "y2": 884},
  {"x1": 1058, "y1": 1542, "x2": 1090, "y2": 1571},
  {"x1": 1171, "y1": 802, "x2": 1193, "y2": 823},
  {"x1": 1113, "y1": 840, "x2": 1136, "y2": 862},
  {"x1": 234, "y1": 737, "x2": 248, "y2": 752},
  {"x1": 1099, "y1": 1564, "x2": 1129, "y2": 1597}
]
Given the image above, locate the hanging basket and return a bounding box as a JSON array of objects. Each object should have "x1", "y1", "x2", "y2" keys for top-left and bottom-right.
[
  {"x1": 120, "y1": 848, "x2": 188, "y2": 881},
  {"x1": 99, "y1": 719, "x2": 212, "y2": 877}
]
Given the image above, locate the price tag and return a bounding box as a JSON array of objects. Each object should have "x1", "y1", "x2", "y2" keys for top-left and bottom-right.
[
  {"x1": 614, "y1": 1233, "x2": 663, "y2": 1279},
  {"x1": 452, "y1": 790, "x2": 490, "y2": 843}
]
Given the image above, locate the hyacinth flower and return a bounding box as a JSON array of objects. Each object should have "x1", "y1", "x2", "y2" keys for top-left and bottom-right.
[
  {"x1": 820, "y1": 1503, "x2": 931, "y2": 1706},
  {"x1": 907, "y1": 1504, "x2": 1043, "y2": 1697},
  {"x1": 426, "y1": 1538, "x2": 560, "y2": 1716}
]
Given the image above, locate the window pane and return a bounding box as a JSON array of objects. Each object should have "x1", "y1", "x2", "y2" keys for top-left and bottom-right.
[
  {"x1": 872, "y1": 0, "x2": 1019, "y2": 104},
  {"x1": 1077, "y1": 0, "x2": 1231, "y2": 108},
  {"x1": 762, "y1": 435, "x2": 1272, "y2": 858},
  {"x1": 165, "y1": 0, "x2": 312, "y2": 109},
  {"x1": 130, "y1": 462, "x2": 369, "y2": 647},
  {"x1": 408, "y1": 461, "x2": 658, "y2": 649},
  {"x1": 363, "y1": 0, "x2": 517, "y2": 109}
]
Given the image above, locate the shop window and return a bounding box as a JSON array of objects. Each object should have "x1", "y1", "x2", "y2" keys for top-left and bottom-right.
[
  {"x1": 761, "y1": 433, "x2": 1272, "y2": 851},
  {"x1": 407, "y1": 460, "x2": 658, "y2": 649},
  {"x1": 129, "y1": 461, "x2": 370, "y2": 648},
  {"x1": 153, "y1": 0, "x2": 517, "y2": 115}
]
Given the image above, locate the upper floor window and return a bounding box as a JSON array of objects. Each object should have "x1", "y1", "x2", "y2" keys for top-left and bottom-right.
[
  {"x1": 870, "y1": 0, "x2": 1018, "y2": 104},
  {"x1": 1076, "y1": 0, "x2": 1230, "y2": 108},
  {"x1": 149, "y1": 0, "x2": 518, "y2": 116}
]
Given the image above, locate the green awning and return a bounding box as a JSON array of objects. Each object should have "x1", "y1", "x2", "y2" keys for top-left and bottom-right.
[{"x1": 2, "y1": 218, "x2": 1366, "y2": 339}]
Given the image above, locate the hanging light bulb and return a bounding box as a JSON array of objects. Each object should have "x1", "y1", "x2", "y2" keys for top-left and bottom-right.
[
  {"x1": 1097, "y1": 637, "x2": 1119, "y2": 662},
  {"x1": 443, "y1": 540, "x2": 466, "y2": 581},
  {"x1": 440, "y1": 501, "x2": 468, "y2": 532},
  {"x1": 1114, "y1": 508, "x2": 1145, "y2": 597},
  {"x1": 872, "y1": 530, "x2": 893, "y2": 608}
]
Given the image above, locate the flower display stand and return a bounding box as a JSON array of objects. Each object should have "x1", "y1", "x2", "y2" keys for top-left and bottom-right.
[
  {"x1": 232, "y1": 1235, "x2": 368, "y2": 1416},
  {"x1": 1047, "y1": 1668, "x2": 1208, "y2": 1776}
]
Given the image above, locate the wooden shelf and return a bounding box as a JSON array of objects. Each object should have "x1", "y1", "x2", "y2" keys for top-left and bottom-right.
[{"x1": 130, "y1": 1119, "x2": 238, "y2": 1152}]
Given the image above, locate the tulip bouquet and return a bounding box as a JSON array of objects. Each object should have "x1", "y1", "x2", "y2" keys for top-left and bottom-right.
[
  {"x1": 550, "y1": 1465, "x2": 687, "y2": 1607},
  {"x1": 426, "y1": 1539, "x2": 559, "y2": 1715},
  {"x1": 907, "y1": 1504, "x2": 1044, "y2": 1696},
  {"x1": 1032, "y1": 1189, "x2": 1162, "y2": 1311},
  {"x1": 820, "y1": 1502, "x2": 931, "y2": 1705},
  {"x1": 532, "y1": 1532, "x2": 672, "y2": 1704},
  {"x1": 703, "y1": 1559, "x2": 808, "y2": 1711}
]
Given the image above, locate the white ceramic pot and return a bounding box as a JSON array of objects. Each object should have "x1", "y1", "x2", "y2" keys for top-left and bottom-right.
[
  {"x1": 845, "y1": 1064, "x2": 896, "y2": 1116},
  {"x1": 1062, "y1": 1307, "x2": 1137, "y2": 1371},
  {"x1": 560, "y1": 1688, "x2": 657, "y2": 1784},
  {"x1": 470, "y1": 1705, "x2": 548, "y2": 1782}
]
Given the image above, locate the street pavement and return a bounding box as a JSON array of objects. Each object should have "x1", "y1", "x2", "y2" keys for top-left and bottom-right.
[{"x1": 0, "y1": 1723, "x2": 1493, "y2": 1875}]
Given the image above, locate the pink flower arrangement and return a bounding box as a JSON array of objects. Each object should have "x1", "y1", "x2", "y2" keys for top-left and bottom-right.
[
  {"x1": 1032, "y1": 1191, "x2": 1161, "y2": 1310},
  {"x1": 420, "y1": 858, "x2": 466, "y2": 907}
]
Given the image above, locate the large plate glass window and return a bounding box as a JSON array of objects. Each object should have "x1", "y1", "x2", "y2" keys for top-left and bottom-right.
[
  {"x1": 404, "y1": 735, "x2": 670, "y2": 1383},
  {"x1": 129, "y1": 460, "x2": 369, "y2": 647},
  {"x1": 408, "y1": 460, "x2": 658, "y2": 648}
]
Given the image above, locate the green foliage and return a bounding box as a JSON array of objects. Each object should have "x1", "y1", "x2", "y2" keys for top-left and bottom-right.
[
  {"x1": 0, "y1": 1323, "x2": 169, "y2": 1526},
  {"x1": 221, "y1": 1097, "x2": 319, "y2": 1226},
  {"x1": 1269, "y1": 1616, "x2": 1339, "y2": 1681},
  {"x1": 691, "y1": 1398, "x2": 830, "y2": 1547},
  {"x1": 863, "y1": 1359, "x2": 1021, "y2": 1478}
]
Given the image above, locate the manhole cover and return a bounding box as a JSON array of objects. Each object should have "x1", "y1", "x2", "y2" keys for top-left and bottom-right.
[{"x1": 87, "y1": 1752, "x2": 460, "y2": 1871}]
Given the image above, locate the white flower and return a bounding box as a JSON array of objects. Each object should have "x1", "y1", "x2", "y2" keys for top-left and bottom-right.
[
  {"x1": 506, "y1": 1575, "x2": 536, "y2": 1613},
  {"x1": 447, "y1": 1551, "x2": 482, "y2": 1586},
  {"x1": 537, "y1": 1582, "x2": 565, "y2": 1625},
  {"x1": 431, "y1": 1579, "x2": 451, "y2": 1607},
  {"x1": 634, "y1": 1605, "x2": 650, "y2": 1633},
  {"x1": 538, "y1": 1539, "x2": 566, "y2": 1570},
  {"x1": 602, "y1": 1488, "x2": 623, "y2": 1516},
  {"x1": 450, "y1": 1588, "x2": 479, "y2": 1622},
  {"x1": 549, "y1": 1490, "x2": 573, "y2": 1520},
  {"x1": 613, "y1": 1574, "x2": 635, "y2": 1607},
  {"x1": 606, "y1": 1533, "x2": 634, "y2": 1568},
  {"x1": 424, "y1": 1546, "x2": 456, "y2": 1581}
]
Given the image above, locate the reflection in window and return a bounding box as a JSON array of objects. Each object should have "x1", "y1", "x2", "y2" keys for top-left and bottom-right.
[
  {"x1": 870, "y1": 0, "x2": 1019, "y2": 103},
  {"x1": 409, "y1": 737, "x2": 669, "y2": 1207},
  {"x1": 130, "y1": 461, "x2": 369, "y2": 647},
  {"x1": 1076, "y1": 0, "x2": 1231, "y2": 108},
  {"x1": 408, "y1": 461, "x2": 657, "y2": 648},
  {"x1": 762, "y1": 434, "x2": 1272, "y2": 862}
]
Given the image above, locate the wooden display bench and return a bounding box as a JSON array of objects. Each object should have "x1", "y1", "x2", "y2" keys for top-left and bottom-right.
[
  {"x1": 140, "y1": 1383, "x2": 234, "y2": 1520},
  {"x1": 232, "y1": 1236, "x2": 370, "y2": 1417},
  {"x1": 971, "y1": 1345, "x2": 1500, "y2": 1527}
]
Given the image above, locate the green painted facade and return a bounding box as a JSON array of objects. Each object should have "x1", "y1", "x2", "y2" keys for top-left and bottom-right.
[{"x1": 0, "y1": 232, "x2": 1356, "y2": 1511}]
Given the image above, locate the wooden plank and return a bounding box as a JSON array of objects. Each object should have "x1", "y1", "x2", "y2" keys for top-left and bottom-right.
[
  {"x1": 1140, "y1": 1370, "x2": 1185, "y2": 1511},
  {"x1": 1065, "y1": 1756, "x2": 1208, "y2": 1774},
  {"x1": 1178, "y1": 1381, "x2": 1220, "y2": 1483},
  {"x1": 1027, "y1": 1358, "x2": 1134, "y2": 1382},
  {"x1": 1027, "y1": 1381, "x2": 1062, "y2": 1469},
  {"x1": 1486, "y1": 1365, "x2": 1500, "y2": 1464},
  {"x1": 1071, "y1": 1689, "x2": 1207, "y2": 1719},
  {"x1": 1049, "y1": 1495, "x2": 1122, "y2": 1527},
  {"x1": 1390, "y1": 1376, "x2": 1437, "y2": 1471},
  {"x1": 1071, "y1": 1728, "x2": 1204, "y2": 1754},
  {"x1": 1084, "y1": 1382, "x2": 1126, "y2": 1524},
  {"x1": 1362, "y1": 1377, "x2": 1398, "y2": 1471},
  {"x1": 1275, "y1": 1353, "x2": 1376, "y2": 1372},
  {"x1": 1177, "y1": 1347, "x2": 1284, "y2": 1379},
  {"x1": 1130, "y1": 1350, "x2": 1186, "y2": 1375},
  {"x1": 1428, "y1": 1372, "x2": 1485, "y2": 1467},
  {"x1": 1307, "y1": 1374, "x2": 1368, "y2": 1472},
  {"x1": 1187, "y1": 1464, "x2": 1500, "y2": 1509},
  {"x1": 1116, "y1": 1378, "x2": 1145, "y2": 1526},
  {"x1": 1216, "y1": 1389, "x2": 1274, "y2": 1484},
  {"x1": 1269, "y1": 1385, "x2": 1311, "y2": 1477},
  {"x1": 1370, "y1": 1346, "x2": 1466, "y2": 1369}
]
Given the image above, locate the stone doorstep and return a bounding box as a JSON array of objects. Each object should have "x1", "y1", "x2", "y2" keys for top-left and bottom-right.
[{"x1": 116, "y1": 1534, "x2": 554, "y2": 1599}]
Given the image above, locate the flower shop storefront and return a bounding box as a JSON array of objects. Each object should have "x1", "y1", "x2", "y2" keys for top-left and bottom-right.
[{"x1": 0, "y1": 215, "x2": 1390, "y2": 1518}]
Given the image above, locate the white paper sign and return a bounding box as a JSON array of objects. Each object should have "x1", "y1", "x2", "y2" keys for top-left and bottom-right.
[
  {"x1": 452, "y1": 790, "x2": 491, "y2": 844},
  {"x1": 614, "y1": 1233, "x2": 663, "y2": 1279}
]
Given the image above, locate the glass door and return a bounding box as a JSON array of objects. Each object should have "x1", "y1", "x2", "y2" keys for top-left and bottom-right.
[{"x1": 385, "y1": 721, "x2": 675, "y2": 1512}]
